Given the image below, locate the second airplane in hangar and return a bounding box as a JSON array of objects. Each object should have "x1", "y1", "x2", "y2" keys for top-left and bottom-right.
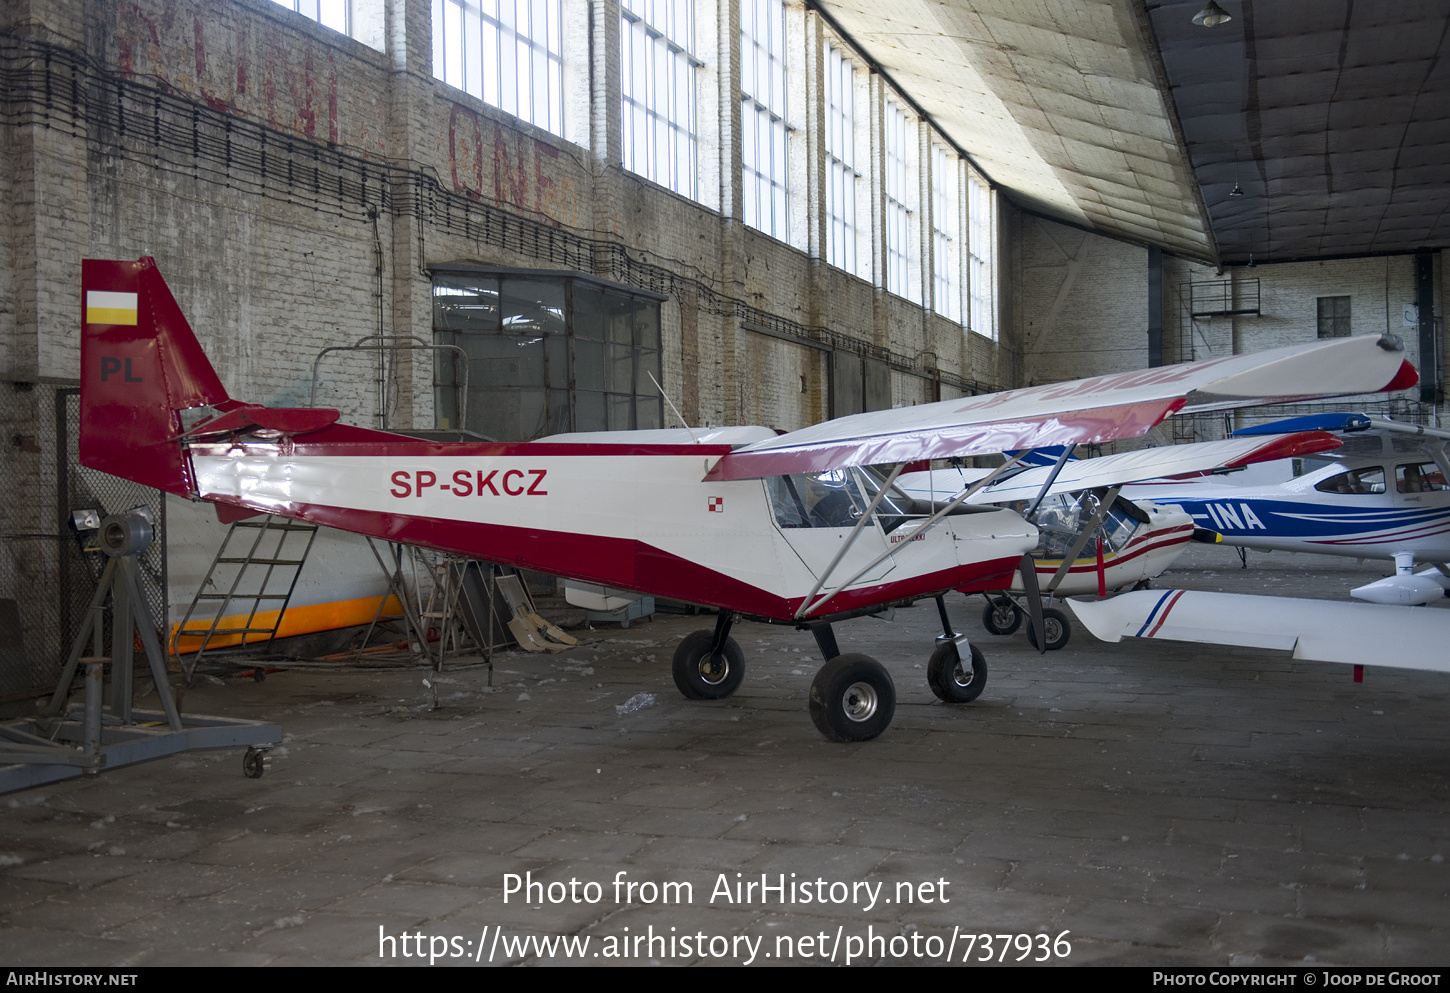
[{"x1": 1125, "y1": 413, "x2": 1450, "y2": 605}]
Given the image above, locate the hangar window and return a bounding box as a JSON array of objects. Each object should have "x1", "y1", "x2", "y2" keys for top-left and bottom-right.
[
  {"x1": 883, "y1": 99, "x2": 917, "y2": 303},
  {"x1": 931, "y1": 144, "x2": 961, "y2": 322},
  {"x1": 825, "y1": 44, "x2": 863, "y2": 278},
  {"x1": 432, "y1": 268, "x2": 665, "y2": 440},
  {"x1": 621, "y1": 0, "x2": 699, "y2": 199},
  {"x1": 741, "y1": 0, "x2": 790, "y2": 240},
  {"x1": 432, "y1": 0, "x2": 564, "y2": 138},
  {"x1": 968, "y1": 172, "x2": 997, "y2": 340},
  {"x1": 1317, "y1": 295, "x2": 1351, "y2": 338},
  {"x1": 270, "y1": 0, "x2": 384, "y2": 49}
]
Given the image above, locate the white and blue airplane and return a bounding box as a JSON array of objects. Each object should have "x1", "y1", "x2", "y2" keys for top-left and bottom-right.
[
  {"x1": 1124, "y1": 413, "x2": 1450, "y2": 606},
  {"x1": 1062, "y1": 413, "x2": 1450, "y2": 680}
]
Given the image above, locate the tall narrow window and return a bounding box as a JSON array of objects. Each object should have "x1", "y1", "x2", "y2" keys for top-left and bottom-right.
[
  {"x1": 432, "y1": 0, "x2": 564, "y2": 138},
  {"x1": 883, "y1": 100, "x2": 915, "y2": 302},
  {"x1": 825, "y1": 45, "x2": 860, "y2": 277},
  {"x1": 968, "y1": 173, "x2": 996, "y2": 340},
  {"x1": 741, "y1": 0, "x2": 789, "y2": 239},
  {"x1": 931, "y1": 144, "x2": 960, "y2": 322},
  {"x1": 621, "y1": 0, "x2": 698, "y2": 199}
]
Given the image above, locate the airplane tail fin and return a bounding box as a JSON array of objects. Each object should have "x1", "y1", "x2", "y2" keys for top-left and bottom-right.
[{"x1": 80, "y1": 258, "x2": 232, "y2": 496}]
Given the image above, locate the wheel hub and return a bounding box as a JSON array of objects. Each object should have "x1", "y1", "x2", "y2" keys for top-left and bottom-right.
[
  {"x1": 698, "y1": 653, "x2": 728, "y2": 684},
  {"x1": 842, "y1": 681, "x2": 878, "y2": 722}
]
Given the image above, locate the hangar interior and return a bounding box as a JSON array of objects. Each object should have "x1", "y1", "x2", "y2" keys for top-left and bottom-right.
[{"x1": 2, "y1": 0, "x2": 1449, "y2": 967}]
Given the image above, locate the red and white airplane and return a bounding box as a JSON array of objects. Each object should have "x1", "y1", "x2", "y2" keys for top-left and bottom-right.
[{"x1": 78, "y1": 258, "x2": 1416, "y2": 741}]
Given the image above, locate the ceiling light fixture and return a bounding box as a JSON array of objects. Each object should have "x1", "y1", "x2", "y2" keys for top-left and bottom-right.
[
  {"x1": 1230, "y1": 183, "x2": 1243, "y2": 197},
  {"x1": 1245, "y1": 254, "x2": 1256, "y2": 268},
  {"x1": 1192, "y1": 1, "x2": 1232, "y2": 27}
]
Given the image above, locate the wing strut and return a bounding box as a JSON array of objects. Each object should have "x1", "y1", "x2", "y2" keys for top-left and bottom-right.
[
  {"x1": 1023, "y1": 444, "x2": 1076, "y2": 522},
  {"x1": 792, "y1": 462, "x2": 908, "y2": 620},
  {"x1": 796, "y1": 454, "x2": 1029, "y2": 619}
]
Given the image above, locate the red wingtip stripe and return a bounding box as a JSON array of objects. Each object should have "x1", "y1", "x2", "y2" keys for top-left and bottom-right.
[
  {"x1": 1383, "y1": 360, "x2": 1420, "y2": 393},
  {"x1": 1223, "y1": 430, "x2": 1342, "y2": 468}
]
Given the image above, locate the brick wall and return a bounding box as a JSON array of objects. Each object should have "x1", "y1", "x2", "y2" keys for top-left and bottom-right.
[
  {"x1": 1013, "y1": 213, "x2": 1443, "y2": 445},
  {"x1": 0, "y1": 0, "x2": 1003, "y2": 438}
]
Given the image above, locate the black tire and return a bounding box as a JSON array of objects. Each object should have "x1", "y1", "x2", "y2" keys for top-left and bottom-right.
[
  {"x1": 981, "y1": 595, "x2": 1022, "y2": 635},
  {"x1": 242, "y1": 747, "x2": 270, "y2": 779},
  {"x1": 927, "y1": 642, "x2": 987, "y2": 703},
  {"x1": 671, "y1": 630, "x2": 745, "y2": 700},
  {"x1": 1025, "y1": 607, "x2": 1071, "y2": 651},
  {"x1": 809, "y1": 653, "x2": 896, "y2": 742}
]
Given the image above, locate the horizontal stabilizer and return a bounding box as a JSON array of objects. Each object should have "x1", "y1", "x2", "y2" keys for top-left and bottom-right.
[
  {"x1": 1067, "y1": 589, "x2": 1450, "y2": 673},
  {"x1": 183, "y1": 404, "x2": 340, "y2": 440}
]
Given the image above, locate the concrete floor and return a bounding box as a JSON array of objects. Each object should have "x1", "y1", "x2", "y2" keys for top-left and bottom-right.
[{"x1": 2, "y1": 545, "x2": 1449, "y2": 966}]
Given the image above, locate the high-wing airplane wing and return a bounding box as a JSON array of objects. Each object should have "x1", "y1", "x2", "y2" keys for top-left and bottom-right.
[
  {"x1": 705, "y1": 336, "x2": 1416, "y2": 481},
  {"x1": 900, "y1": 431, "x2": 1344, "y2": 505},
  {"x1": 1068, "y1": 589, "x2": 1450, "y2": 674}
]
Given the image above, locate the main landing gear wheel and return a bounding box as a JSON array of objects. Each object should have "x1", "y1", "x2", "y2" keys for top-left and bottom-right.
[
  {"x1": 242, "y1": 746, "x2": 271, "y2": 779},
  {"x1": 927, "y1": 642, "x2": 987, "y2": 703},
  {"x1": 671, "y1": 630, "x2": 745, "y2": 700},
  {"x1": 809, "y1": 654, "x2": 896, "y2": 742},
  {"x1": 1025, "y1": 607, "x2": 1071, "y2": 651},
  {"x1": 981, "y1": 596, "x2": 1023, "y2": 636}
]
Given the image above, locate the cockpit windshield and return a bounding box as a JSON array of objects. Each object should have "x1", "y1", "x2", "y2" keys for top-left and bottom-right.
[
  {"x1": 1018, "y1": 491, "x2": 1144, "y2": 559},
  {"x1": 766, "y1": 467, "x2": 923, "y2": 533}
]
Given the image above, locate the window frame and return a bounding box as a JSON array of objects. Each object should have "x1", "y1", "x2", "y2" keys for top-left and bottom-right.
[
  {"x1": 432, "y1": 267, "x2": 666, "y2": 440},
  {"x1": 931, "y1": 143, "x2": 960, "y2": 322},
  {"x1": 740, "y1": 0, "x2": 791, "y2": 240},
  {"x1": 1317, "y1": 295, "x2": 1351, "y2": 339},
  {"x1": 432, "y1": 0, "x2": 565, "y2": 139},
  {"x1": 825, "y1": 43, "x2": 862, "y2": 278},
  {"x1": 883, "y1": 98, "x2": 916, "y2": 303},
  {"x1": 621, "y1": 0, "x2": 701, "y2": 200},
  {"x1": 968, "y1": 171, "x2": 997, "y2": 341}
]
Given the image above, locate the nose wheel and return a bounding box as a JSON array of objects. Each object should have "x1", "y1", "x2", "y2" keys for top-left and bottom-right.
[{"x1": 927, "y1": 641, "x2": 987, "y2": 703}]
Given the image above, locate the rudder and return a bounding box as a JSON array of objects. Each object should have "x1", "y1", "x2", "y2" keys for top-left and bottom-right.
[{"x1": 81, "y1": 257, "x2": 231, "y2": 496}]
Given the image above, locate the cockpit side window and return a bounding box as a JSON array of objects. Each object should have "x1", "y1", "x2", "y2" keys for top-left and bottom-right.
[
  {"x1": 766, "y1": 470, "x2": 866, "y2": 528},
  {"x1": 1397, "y1": 462, "x2": 1449, "y2": 493},
  {"x1": 1313, "y1": 466, "x2": 1386, "y2": 495}
]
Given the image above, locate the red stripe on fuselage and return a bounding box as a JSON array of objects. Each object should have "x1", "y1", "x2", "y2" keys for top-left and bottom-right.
[
  {"x1": 1036, "y1": 526, "x2": 1194, "y2": 576},
  {"x1": 205, "y1": 496, "x2": 1021, "y2": 620}
]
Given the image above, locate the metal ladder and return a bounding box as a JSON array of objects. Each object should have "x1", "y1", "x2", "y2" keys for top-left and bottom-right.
[{"x1": 172, "y1": 516, "x2": 319, "y2": 681}]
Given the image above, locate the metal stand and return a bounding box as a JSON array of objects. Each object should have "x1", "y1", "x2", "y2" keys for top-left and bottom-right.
[{"x1": 0, "y1": 510, "x2": 282, "y2": 795}]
